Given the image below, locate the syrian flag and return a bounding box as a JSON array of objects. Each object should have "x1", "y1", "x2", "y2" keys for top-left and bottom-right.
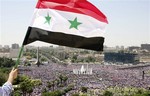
[{"x1": 23, "y1": 0, "x2": 108, "y2": 51}]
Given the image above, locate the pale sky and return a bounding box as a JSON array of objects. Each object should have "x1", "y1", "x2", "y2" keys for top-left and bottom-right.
[{"x1": 0, "y1": 0, "x2": 150, "y2": 47}]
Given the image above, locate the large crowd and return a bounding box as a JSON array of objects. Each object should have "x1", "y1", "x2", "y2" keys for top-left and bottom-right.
[{"x1": 18, "y1": 62, "x2": 150, "y2": 95}]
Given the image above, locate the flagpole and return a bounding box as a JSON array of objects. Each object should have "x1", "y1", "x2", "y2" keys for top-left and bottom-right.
[{"x1": 14, "y1": 45, "x2": 24, "y2": 68}]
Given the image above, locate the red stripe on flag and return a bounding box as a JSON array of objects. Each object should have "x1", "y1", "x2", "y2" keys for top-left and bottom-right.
[{"x1": 36, "y1": 0, "x2": 108, "y2": 23}]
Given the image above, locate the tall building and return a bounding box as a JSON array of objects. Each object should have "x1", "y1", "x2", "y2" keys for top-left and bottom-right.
[
  {"x1": 0, "y1": 53, "x2": 10, "y2": 58},
  {"x1": 10, "y1": 49, "x2": 19, "y2": 58},
  {"x1": 10, "y1": 43, "x2": 20, "y2": 58},
  {"x1": 0, "y1": 45, "x2": 2, "y2": 49},
  {"x1": 4, "y1": 45, "x2": 9, "y2": 49},
  {"x1": 3, "y1": 45, "x2": 10, "y2": 52},
  {"x1": 104, "y1": 52, "x2": 139, "y2": 64},
  {"x1": 128, "y1": 46, "x2": 140, "y2": 51},
  {"x1": 0, "y1": 45, "x2": 2, "y2": 52},
  {"x1": 120, "y1": 46, "x2": 124, "y2": 50},
  {"x1": 12, "y1": 43, "x2": 19, "y2": 49},
  {"x1": 141, "y1": 44, "x2": 150, "y2": 51}
]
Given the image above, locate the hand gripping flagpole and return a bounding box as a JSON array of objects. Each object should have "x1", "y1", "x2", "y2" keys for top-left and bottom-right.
[{"x1": 14, "y1": 45, "x2": 24, "y2": 68}]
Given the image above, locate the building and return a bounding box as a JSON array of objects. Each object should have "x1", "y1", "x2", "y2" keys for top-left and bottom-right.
[
  {"x1": 141, "y1": 44, "x2": 150, "y2": 51},
  {"x1": 10, "y1": 49, "x2": 19, "y2": 58},
  {"x1": 104, "y1": 52, "x2": 139, "y2": 64},
  {"x1": 3, "y1": 45, "x2": 10, "y2": 52},
  {"x1": 4, "y1": 45, "x2": 9, "y2": 49},
  {"x1": 0, "y1": 45, "x2": 2, "y2": 49},
  {"x1": 120, "y1": 46, "x2": 124, "y2": 50},
  {"x1": 104, "y1": 47, "x2": 118, "y2": 53},
  {"x1": 12, "y1": 43, "x2": 19, "y2": 49},
  {"x1": 128, "y1": 46, "x2": 140, "y2": 52},
  {"x1": 0, "y1": 45, "x2": 2, "y2": 52},
  {"x1": 140, "y1": 56, "x2": 150, "y2": 63},
  {"x1": 0, "y1": 53, "x2": 10, "y2": 58}
]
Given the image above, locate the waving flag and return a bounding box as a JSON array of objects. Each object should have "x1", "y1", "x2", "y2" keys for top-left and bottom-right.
[{"x1": 23, "y1": 0, "x2": 108, "y2": 51}]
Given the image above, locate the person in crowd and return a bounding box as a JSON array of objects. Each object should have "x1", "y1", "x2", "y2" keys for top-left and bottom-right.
[{"x1": 0, "y1": 68, "x2": 18, "y2": 96}]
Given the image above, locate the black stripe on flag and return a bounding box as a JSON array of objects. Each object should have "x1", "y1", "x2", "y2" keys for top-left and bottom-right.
[{"x1": 23, "y1": 27, "x2": 104, "y2": 51}]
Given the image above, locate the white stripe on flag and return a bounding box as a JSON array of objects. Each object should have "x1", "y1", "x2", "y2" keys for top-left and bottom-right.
[{"x1": 30, "y1": 9, "x2": 107, "y2": 38}]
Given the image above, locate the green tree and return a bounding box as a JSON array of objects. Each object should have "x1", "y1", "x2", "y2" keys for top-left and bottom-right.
[
  {"x1": 72, "y1": 54, "x2": 78, "y2": 62},
  {"x1": 41, "y1": 57, "x2": 47, "y2": 62},
  {"x1": 58, "y1": 74, "x2": 64, "y2": 84},
  {"x1": 51, "y1": 80, "x2": 55, "y2": 91},
  {"x1": 71, "y1": 93, "x2": 80, "y2": 96},
  {"x1": 142, "y1": 91, "x2": 150, "y2": 96},
  {"x1": 103, "y1": 90, "x2": 113, "y2": 96},
  {"x1": 64, "y1": 84, "x2": 74, "y2": 93},
  {"x1": 0, "y1": 72, "x2": 7, "y2": 86},
  {"x1": 12, "y1": 90, "x2": 21, "y2": 96},
  {"x1": 42, "y1": 90, "x2": 62, "y2": 96},
  {"x1": 14, "y1": 75, "x2": 41, "y2": 96},
  {"x1": 55, "y1": 79, "x2": 60, "y2": 89},
  {"x1": 47, "y1": 81, "x2": 53, "y2": 90},
  {"x1": 81, "y1": 87, "x2": 88, "y2": 93},
  {"x1": 62, "y1": 75, "x2": 68, "y2": 85},
  {"x1": 0, "y1": 57, "x2": 15, "y2": 67},
  {"x1": 19, "y1": 77, "x2": 34, "y2": 96},
  {"x1": 80, "y1": 94, "x2": 88, "y2": 96}
]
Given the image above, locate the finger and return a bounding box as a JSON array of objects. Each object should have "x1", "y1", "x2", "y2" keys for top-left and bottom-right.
[
  {"x1": 14, "y1": 66, "x2": 19, "y2": 70},
  {"x1": 11, "y1": 67, "x2": 15, "y2": 71},
  {"x1": 14, "y1": 68, "x2": 18, "y2": 72}
]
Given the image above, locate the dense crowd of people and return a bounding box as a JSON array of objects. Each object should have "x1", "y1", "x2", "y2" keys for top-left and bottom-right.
[{"x1": 19, "y1": 62, "x2": 150, "y2": 95}]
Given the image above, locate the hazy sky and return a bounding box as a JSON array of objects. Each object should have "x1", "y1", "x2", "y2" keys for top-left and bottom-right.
[{"x1": 0, "y1": 0, "x2": 150, "y2": 47}]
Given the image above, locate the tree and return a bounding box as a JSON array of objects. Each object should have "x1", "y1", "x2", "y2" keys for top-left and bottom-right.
[
  {"x1": 81, "y1": 87, "x2": 88, "y2": 93},
  {"x1": 51, "y1": 80, "x2": 55, "y2": 91},
  {"x1": 0, "y1": 57, "x2": 15, "y2": 67},
  {"x1": 72, "y1": 54, "x2": 78, "y2": 62},
  {"x1": 42, "y1": 90, "x2": 62, "y2": 96},
  {"x1": 0, "y1": 68, "x2": 10, "y2": 86},
  {"x1": 103, "y1": 90, "x2": 113, "y2": 96},
  {"x1": 71, "y1": 93, "x2": 80, "y2": 96},
  {"x1": 26, "y1": 86, "x2": 33, "y2": 96},
  {"x1": 12, "y1": 90, "x2": 21, "y2": 96},
  {"x1": 62, "y1": 75, "x2": 68, "y2": 85},
  {"x1": 64, "y1": 84, "x2": 74, "y2": 93},
  {"x1": 47, "y1": 81, "x2": 53, "y2": 90},
  {"x1": 0, "y1": 72, "x2": 7, "y2": 86},
  {"x1": 21, "y1": 78, "x2": 33, "y2": 95},
  {"x1": 80, "y1": 94, "x2": 88, "y2": 96},
  {"x1": 55, "y1": 79, "x2": 60, "y2": 89},
  {"x1": 58, "y1": 74, "x2": 64, "y2": 84},
  {"x1": 31, "y1": 79, "x2": 42, "y2": 86},
  {"x1": 13, "y1": 75, "x2": 41, "y2": 96}
]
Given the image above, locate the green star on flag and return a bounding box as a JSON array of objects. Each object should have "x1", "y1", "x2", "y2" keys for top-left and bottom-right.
[
  {"x1": 44, "y1": 13, "x2": 51, "y2": 25},
  {"x1": 68, "y1": 17, "x2": 82, "y2": 29}
]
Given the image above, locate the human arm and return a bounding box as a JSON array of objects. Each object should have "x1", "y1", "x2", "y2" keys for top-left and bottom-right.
[
  {"x1": 0, "y1": 82, "x2": 13, "y2": 96},
  {"x1": 0, "y1": 68, "x2": 18, "y2": 96}
]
